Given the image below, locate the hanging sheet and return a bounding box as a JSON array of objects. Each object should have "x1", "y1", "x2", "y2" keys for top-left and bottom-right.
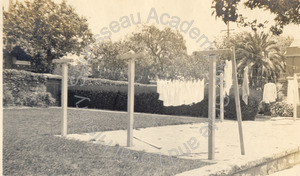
[{"x1": 157, "y1": 79, "x2": 205, "y2": 106}]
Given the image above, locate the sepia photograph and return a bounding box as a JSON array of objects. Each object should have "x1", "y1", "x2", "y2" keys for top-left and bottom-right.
[{"x1": 0, "y1": 0, "x2": 300, "y2": 175}]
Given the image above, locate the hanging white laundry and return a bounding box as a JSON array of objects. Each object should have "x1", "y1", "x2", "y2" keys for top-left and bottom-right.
[
  {"x1": 287, "y1": 77, "x2": 300, "y2": 105},
  {"x1": 173, "y1": 80, "x2": 181, "y2": 106},
  {"x1": 242, "y1": 66, "x2": 250, "y2": 105},
  {"x1": 263, "y1": 83, "x2": 277, "y2": 103},
  {"x1": 165, "y1": 80, "x2": 173, "y2": 106},
  {"x1": 287, "y1": 80, "x2": 294, "y2": 104},
  {"x1": 224, "y1": 60, "x2": 233, "y2": 95},
  {"x1": 157, "y1": 80, "x2": 166, "y2": 101},
  {"x1": 197, "y1": 79, "x2": 205, "y2": 103},
  {"x1": 157, "y1": 80, "x2": 162, "y2": 100},
  {"x1": 157, "y1": 79, "x2": 205, "y2": 106},
  {"x1": 294, "y1": 75, "x2": 299, "y2": 105}
]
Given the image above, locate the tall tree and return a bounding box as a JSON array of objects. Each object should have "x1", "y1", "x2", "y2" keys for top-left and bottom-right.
[
  {"x1": 89, "y1": 40, "x2": 128, "y2": 81},
  {"x1": 89, "y1": 25, "x2": 208, "y2": 83},
  {"x1": 127, "y1": 25, "x2": 188, "y2": 82},
  {"x1": 4, "y1": 0, "x2": 93, "y2": 73},
  {"x1": 230, "y1": 32, "x2": 285, "y2": 89}
]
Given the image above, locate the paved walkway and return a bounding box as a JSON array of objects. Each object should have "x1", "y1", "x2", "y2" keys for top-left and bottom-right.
[{"x1": 65, "y1": 118, "x2": 300, "y2": 175}]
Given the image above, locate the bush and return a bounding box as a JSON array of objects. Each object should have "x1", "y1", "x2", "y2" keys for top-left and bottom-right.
[
  {"x1": 223, "y1": 88, "x2": 261, "y2": 121},
  {"x1": 3, "y1": 85, "x2": 14, "y2": 106},
  {"x1": 188, "y1": 88, "x2": 261, "y2": 121},
  {"x1": 69, "y1": 86, "x2": 261, "y2": 120},
  {"x1": 4, "y1": 69, "x2": 56, "y2": 107},
  {"x1": 270, "y1": 101, "x2": 293, "y2": 117},
  {"x1": 13, "y1": 89, "x2": 56, "y2": 107}
]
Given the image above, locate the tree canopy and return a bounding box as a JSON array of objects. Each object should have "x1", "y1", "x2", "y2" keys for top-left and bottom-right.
[
  {"x1": 88, "y1": 25, "x2": 209, "y2": 83},
  {"x1": 127, "y1": 25, "x2": 188, "y2": 80},
  {"x1": 212, "y1": 0, "x2": 300, "y2": 35},
  {"x1": 4, "y1": 0, "x2": 93, "y2": 73},
  {"x1": 214, "y1": 31, "x2": 292, "y2": 89}
]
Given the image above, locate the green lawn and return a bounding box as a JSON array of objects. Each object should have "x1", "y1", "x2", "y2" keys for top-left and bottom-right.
[{"x1": 4, "y1": 108, "x2": 211, "y2": 176}]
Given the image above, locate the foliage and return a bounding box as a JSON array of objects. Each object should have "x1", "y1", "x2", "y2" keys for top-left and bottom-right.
[
  {"x1": 127, "y1": 25, "x2": 193, "y2": 82},
  {"x1": 270, "y1": 101, "x2": 293, "y2": 117},
  {"x1": 244, "y1": 0, "x2": 300, "y2": 35},
  {"x1": 215, "y1": 31, "x2": 288, "y2": 89},
  {"x1": 53, "y1": 53, "x2": 91, "y2": 85},
  {"x1": 224, "y1": 88, "x2": 261, "y2": 120},
  {"x1": 232, "y1": 32, "x2": 285, "y2": 89},
  {"x1": 14, "y1": 91, "x2": 56, "y2": 107},
  {"x1": 127, "y1": 25, "x2": 187, "y2": 79},
  {"x1": 88, "y1": 40, "x2": 129, "y2": 81},
  {"x1": 272, "y1": 35, "x2": 294, "y2": 55},
  {"x1": 212, "y1": 0, "x2": 300, "y2": 35},
  {"x1": 4, "y1": 69, "x2": 56, "y2": 107},
  {"x1": 68, "y1": 84, "x2": 260, "y2": 120},
  {"x1": 3, "y1": 0, "x2": 93, "y2": 73},
  {"x1": 212, "y1": 0, "x2": 240, "y2": 24},
  {"x1": 88, "y1": 25, "x2": 209, "y2": 83},
  {"x1": 196, "y1": 88, "x2": 261, "y2": 121},
  {"x1": 3, "y1": 85, "x2": 14, "y2": 106}
]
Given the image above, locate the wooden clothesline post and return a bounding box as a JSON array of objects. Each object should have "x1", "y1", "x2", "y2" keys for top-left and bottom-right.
[
  {"x1": 208, "y1": 54, "x2": 217, "y2": 160},
  {"x1": 127, "y1": 58, "x2": 135, "y2": 147},
  {"x1": 205, "y1": 47, "x2": 245, "y2": 160},
  {"x1": 231, "y1": 47, "x2": 245, "y2": 155},
  {"x1": 53, "y1": 58, "x2": 74, "y2": 137},
  {"x1": 220, "y1": 73, "x2": 224, "y2": 122},
  {"x1": 118, "y1": 51, "x2": 143, "y2": 147}
]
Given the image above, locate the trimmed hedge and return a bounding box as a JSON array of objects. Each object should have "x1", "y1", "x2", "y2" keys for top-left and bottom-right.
[
  {"x1": 69, "y1": 85, "x2": 261, "y2": 121},
  {"x1": 4, "y1": 69, "x2": 261, "y2": 120},
  {"x1": 3, "y1": 69, "x2": 56, "y2": 107}
]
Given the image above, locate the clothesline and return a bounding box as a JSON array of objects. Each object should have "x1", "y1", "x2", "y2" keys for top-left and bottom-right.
[{"x1": 156, "y1": 59, "x2": 298, "y2": 107}]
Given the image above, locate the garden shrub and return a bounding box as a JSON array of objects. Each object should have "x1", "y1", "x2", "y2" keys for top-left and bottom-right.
[
  {"x1": 3, "y1": 69, "x2": 56, "y2": 107},
  {"x1": 3, "y1": 85, "x2": 14, "y2": 106},
  {"x1": 184, "y1": 88, "x2": 261, "y2": 121},
  {"x1": 16, "y1": 91, "x2": 56, "y2": 107},
  {"x1": 222, "y1": 88, "x2": 261, "y2": 121},
  {"x1": 69, "y1": 85, "x2": 261, "y2": 120},
  {"x1": 270, "y1": 101, "x2": 293, "y2": 117}
]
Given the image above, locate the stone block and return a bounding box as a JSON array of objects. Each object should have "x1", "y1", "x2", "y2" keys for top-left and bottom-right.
[
  {"x1": 254, "y1": 164, "x2": 267, "y2": 176},
  {"x1": 295, "y1": 152, "x2": 300, "y2": 164},
  {"x1": 277, "y1": 154, "x2": 294, "y2": 171},
  {"x1": 267, "y1": 160, "x2": 278, "y2": 174}
]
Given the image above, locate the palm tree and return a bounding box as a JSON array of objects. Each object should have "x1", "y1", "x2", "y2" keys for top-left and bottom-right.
[{"x1": 230, "y1": 32, "x2": 285, "y2": 89}]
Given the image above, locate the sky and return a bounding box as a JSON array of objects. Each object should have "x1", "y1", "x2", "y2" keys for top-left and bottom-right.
[{"x1": 4, "y1": 0, "x2": 300, "y2": 54}]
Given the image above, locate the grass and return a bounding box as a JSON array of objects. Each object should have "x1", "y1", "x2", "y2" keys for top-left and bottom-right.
[{"x1": 4, "y1": 108, "x2": 211, "y2": 176}]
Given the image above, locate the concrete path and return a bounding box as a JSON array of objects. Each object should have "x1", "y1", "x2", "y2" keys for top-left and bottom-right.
[{"x1": 64, "y1": 118, "x2": 300, "y2": 175}]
